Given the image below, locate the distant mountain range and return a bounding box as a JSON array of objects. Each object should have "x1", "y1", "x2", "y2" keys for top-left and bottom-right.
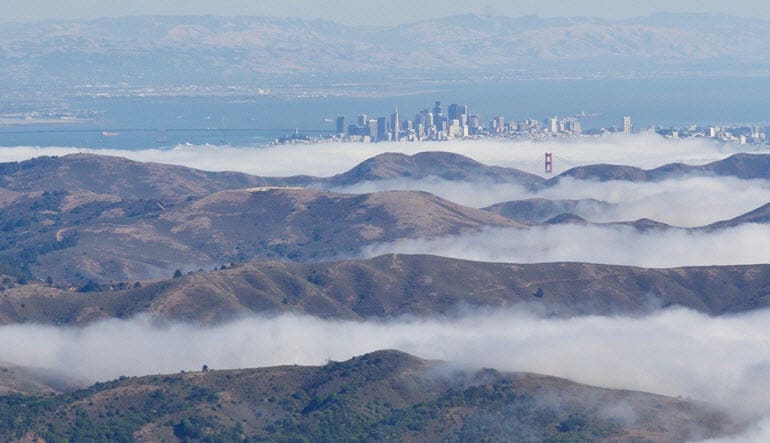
[
  {"x1": 0, "y1": 350, "x2": 736, "y2": 441},
  {"x1": 3, "y1": 13, "x2": 770, "y2": 90}
]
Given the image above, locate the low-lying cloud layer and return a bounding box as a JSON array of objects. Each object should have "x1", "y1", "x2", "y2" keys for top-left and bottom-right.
[
  {"x1": 5, "y1": 135, "x2": 768, "y2": 227},
  {"x1": 701, "y1": 419, "x2": 770, "y2": 442},
  {"x1": 3, "y1": 308, "x2": 770, "y2": 422},
  {"x1": 334, "y1": 176, "x2": 770, "y2": 227},
  {"x1": 361, "y1": 224, "x2": 770, "y2": 268},
  {"x1": 0, "y1": 133, "x2": 762, "y2": 177}
]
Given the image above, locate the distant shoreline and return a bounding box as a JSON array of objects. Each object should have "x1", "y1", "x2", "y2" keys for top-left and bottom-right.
[{"x1": 0, "y1": 118, "x2": 92, "y2": 127}]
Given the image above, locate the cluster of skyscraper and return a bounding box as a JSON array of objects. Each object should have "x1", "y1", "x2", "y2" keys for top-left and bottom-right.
[
  {"x1": 281, "y1": 102, "x2": 770, "y2": 147},
  {"x1": 334, "y1": 101, "x2": 598, "y2": 143},
  {"x1": 336, "y1": 101, "x2": 519, "y2": 142}
]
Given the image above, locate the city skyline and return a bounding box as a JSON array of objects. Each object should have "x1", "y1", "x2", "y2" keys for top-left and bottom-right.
[{"x1": 295, "y1": 100, "x2": 764, "y2": 147}]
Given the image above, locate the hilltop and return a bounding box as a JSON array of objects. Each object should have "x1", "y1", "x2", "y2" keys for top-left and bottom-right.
[
  {"x1": 484, "y1": 198, "x2": 612, "y2": 223},
  {"x1": 2, "y1": 152, "x2": 769, "y2": 284},
  {"x1": 707, "y1": 202, "x2": 770, "y2": 230},
  {"x1": 0, "y1": 154, "x2": 267, "y2": 204},
  {"x1": 3, "y1": 254, "x2": 770, "y2": 325},
  {"x1": 0, "y1": 350, "x2": 737, "y2": 442},
  {"x1": 0, "y1": 152, "x2": 542, "y2": 206},
  {"x1": 6, "y1": 186, "x2": 517, "y2": 284},
  {"x1": 322, "y1": 151, "x2": 545, "y2": 188},
  {"x1": 548, "y1": 153, "x2": 770, "y2": 184}
]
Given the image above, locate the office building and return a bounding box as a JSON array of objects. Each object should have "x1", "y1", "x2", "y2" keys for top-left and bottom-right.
[
  {"x1": 623, "y1": 116, "x2": 632, "y2": 135},
  {"x1": 391, "y1": 107, "x2": 400, "y2": 141},
  {"x1": 448, "y1": 104, "x2": 468, "y2": 122},
  {"x1": 336, "y1": 116, "x2": 347, "y2": 136},
  {"x1": 549, "y1": 116, "x2": 559, "y2": 134},
  {"x1": 376, "y1": 117, "x2": 388, "y2": 141}
]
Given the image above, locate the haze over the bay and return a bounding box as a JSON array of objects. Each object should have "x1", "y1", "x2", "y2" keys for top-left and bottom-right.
[{"x1": 4, "y1": 0, "x2": 770, "y2": 24}]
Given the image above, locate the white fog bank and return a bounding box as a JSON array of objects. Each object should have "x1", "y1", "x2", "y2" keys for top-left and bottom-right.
[
  {"x1": 361, "y1": 224, "x2": 770, "y2": 268},
  {"x1": 333, "y1": 176, "x2": 770, "y2": 227},
  {"x1": 0, "y1": 133, "x2": 765, "y2": 177},
  {"x1": 4, "y1": 308, "x2": 770, "y2": 421}
]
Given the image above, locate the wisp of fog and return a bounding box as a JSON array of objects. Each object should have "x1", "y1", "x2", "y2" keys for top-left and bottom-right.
[
  {"x1": 0, "y1": 133, "x2": 763, "y2": 177},
  {"x1": 333, "y1": 175, "x2": 770, "y2": 227},
  {"x1": 361, "y1": 224, "x2": 770, "y2": 268},
  {"x1": 6, "y1": 135, "x2": 769, "y2": 228},
  {"x1": 4, "y1": 308, "x2": 770, "y2": 423}
]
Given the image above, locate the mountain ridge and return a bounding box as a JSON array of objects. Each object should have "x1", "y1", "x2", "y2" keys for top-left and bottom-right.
[
  {"x1": 549, "y1": 153, "x2": 770, "y2": 184},
  {"x1": 0, "y1": 349, "x2": 738, "y2": 442},
  {"x1": 4, "y1": 13, "x2": 770, "y2": 89},
  {"x1": 3, "y1": 151, "x2": 768, "y2": 202},
  {"x1": 20, "y1": 187, "x2": 520, "y2": 283},
  {"x1": 4, "y1": 254, "x2": 770, "y2": 325}
]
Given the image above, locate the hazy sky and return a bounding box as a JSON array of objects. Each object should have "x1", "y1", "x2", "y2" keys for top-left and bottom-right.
[{"x1": 2, "y1": 0, "x2": 770, "y2": 24}]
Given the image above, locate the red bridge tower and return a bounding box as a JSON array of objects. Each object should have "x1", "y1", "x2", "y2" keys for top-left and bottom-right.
[{"x1": 545, "y1": 153, "x2": 553, "y2": 174}]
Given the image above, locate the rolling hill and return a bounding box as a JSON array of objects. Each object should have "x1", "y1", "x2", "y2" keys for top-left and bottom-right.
[
  {"x1": 0, "y1": 363, "x2": 83, "y2": 396},
  {"x1": 14, "y1": 187, "x2": 518, "y2": 284},
  {"x1": 321, "y1": 152, "x2": 546, "y2": 188},
  {"x1": 0, "y1": 154, "x2": 267, "y2": 205},
  {"x1": 3, "y1": 151, "x2": 766, "y2": 208},
  {"x1": 706, "y1": 202, "x2": 770, "y2": 230},
  {"x1": 0, "y1": 151, "x2": 544, "y2": 206},
  {"x1": 484, "y1": 198, "x2": 612, "y2": 223},
  {"x1": 2, "y1": 151, "x2": 769, "y2": 285},
  {"x1": 0, "y1": 350, "x2": 737, "y2": 442},
  {"x1": 3, "y1": 254, "x2": 770, "y2": 325},
  {"x1": 548, "y1": 153, "x2": 770, "y2": 184}
]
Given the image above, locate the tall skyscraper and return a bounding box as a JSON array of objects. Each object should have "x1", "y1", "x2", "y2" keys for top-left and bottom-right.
[
  {"x1": 549, "y1": 116, "x2": 559, "y2": 134},
  {"x1": 336, "y1": 116, "x2": 347, "y2": 136},
  {"x1": 390, "y1": 106, "x2": 400, "y2": 141},
  {"x1": 495, "y1": 116, "x2": 505, "y2": 133},
  {"x1": 433, "y1": 101, "x2": 444, "y2": 118},
  {"x1": 448, "y1": 104, "x2": 468, "y2": 122},
  {"x1": 572, "y1": 120, "x2": 581, "y2": 135},
  {"x1": 377, "y1": 117, "x2": 388, "y2": 141},
  {"x1": 448, "y1": 119, "x2": 463, "y2": 139},
  {"x1": 469, "y1": 115, "x2": 481, "y2": 134},
  {"x1": 623, "y1": 116, "x2": 632, "y2": 135}
]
